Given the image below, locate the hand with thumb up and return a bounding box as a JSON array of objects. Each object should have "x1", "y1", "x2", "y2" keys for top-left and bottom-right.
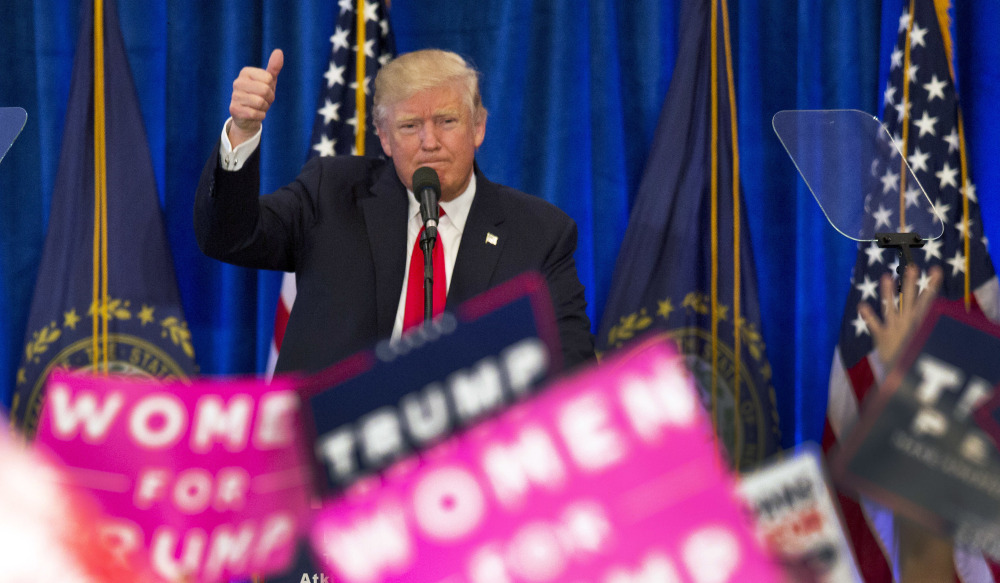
[{"x1": 228, "y1": 48, "x2": 284, "y2": 147}]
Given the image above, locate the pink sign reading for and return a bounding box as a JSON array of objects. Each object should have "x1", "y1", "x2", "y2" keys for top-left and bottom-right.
[
  {"x1": 311, "y1": 338, "x2": 781, "y2": 583},
  {"x1": 34, "y1": 371, "x2": 314, "y2": 583}
]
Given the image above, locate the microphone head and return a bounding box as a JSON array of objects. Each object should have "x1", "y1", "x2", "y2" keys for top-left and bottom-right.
[{"x1": 412, "y1": 166, "x2": 441, "y2": 201}]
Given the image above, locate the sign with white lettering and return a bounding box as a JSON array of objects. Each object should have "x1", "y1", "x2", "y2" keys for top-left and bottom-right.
[
  {"x1": 833, "y1": 299, "x2": 1000, "y2": 559},
  {"x1": 738, "y1": 445, "x2": 862, "y2": 582},
  {"x1": 309, "y1": 338, "x2": 782, "y2": 583},
  {"x1": 305, "y1": 273, "x2": 561, "y2": 491},
  {"x1": 33, "y1": 372, "x2": 314, "y2": 583}
]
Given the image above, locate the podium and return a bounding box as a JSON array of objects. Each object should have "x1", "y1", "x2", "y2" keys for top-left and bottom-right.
[{"x1": 0, "y1": 107, "x2": 27, "y2": 164}]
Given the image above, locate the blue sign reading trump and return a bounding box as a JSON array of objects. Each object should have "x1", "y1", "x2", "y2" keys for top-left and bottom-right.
[{"x1": 302, "y1": 273, "x2": 562, "y2": 491}]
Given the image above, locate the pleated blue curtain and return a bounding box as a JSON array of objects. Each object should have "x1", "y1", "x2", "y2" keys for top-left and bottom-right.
[
  {"x1": 2, "y1": 0, "x2": 999, "y2": 449},
  {"x1": 159, "y1": 0, "x2": 343, "y2": 375},
  {"x1": 735, "y1": 0, "x2": 884, "y2": 445},
  {"x1": 954, "y1": 0, "x2": 1000, "y2": 243}
]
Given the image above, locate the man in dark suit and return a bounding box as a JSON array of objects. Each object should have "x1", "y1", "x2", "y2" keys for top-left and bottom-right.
[{"x1": 195, "y1": 48, "x2": 594, "y2": 374}]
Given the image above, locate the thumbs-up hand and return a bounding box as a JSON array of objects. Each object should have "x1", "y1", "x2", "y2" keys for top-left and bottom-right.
[{"x1": 228, "y1": 48, "x2": 284, "y2": 147}]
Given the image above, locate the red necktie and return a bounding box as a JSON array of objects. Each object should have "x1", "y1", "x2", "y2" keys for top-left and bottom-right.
[{"x1": 402, "y1": 212, "x2": 446, "y2": 332}]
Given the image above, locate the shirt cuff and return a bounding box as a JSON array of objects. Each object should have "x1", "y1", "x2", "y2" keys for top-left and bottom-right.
[{"x1": 219, "y1": 117, "x2": 262, "y2": 171}]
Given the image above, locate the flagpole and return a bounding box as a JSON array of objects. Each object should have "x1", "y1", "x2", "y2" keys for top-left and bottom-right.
[
  {"x1": 93, "y1": 0, "x2": 110, "y2": 374},
  {"x1": 355, "y1": 0, "x2": 367, "y2": 155},
  {"x1": 709, "y1": 0, "x2": 720, "y2": 437},
  {"x1": 720, "y1": 0, "x2": 742, "y2": 470},
  {"x1": 898, "y1": 0, "x2": 917, "y2": 237}
]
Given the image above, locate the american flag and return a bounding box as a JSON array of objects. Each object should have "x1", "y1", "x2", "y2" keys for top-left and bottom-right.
[
  {"x1": 824, "y1": 0, "x2": 1000, "y2": 581},
  {"x1": 266, "y1": 0, "x2": 395, "y2": 376}
]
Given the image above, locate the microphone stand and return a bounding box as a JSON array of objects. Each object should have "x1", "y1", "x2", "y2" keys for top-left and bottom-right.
[
  {"x1": 876, "y1": 232, "x2": 925, "y2": 293},
  {"x1": 420, "y1": 228, "x2": 437, "y2": 325}
]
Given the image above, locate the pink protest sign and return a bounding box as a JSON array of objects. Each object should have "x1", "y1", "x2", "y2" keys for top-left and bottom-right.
[
  {"x1": 310, "y1": 337, "x2": 781, "y2": 583},
  {"x1": 33, "y1": 371, "x2": 314, "y2": 583}
]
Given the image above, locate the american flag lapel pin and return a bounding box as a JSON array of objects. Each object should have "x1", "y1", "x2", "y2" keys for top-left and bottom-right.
[{"x1": 485, "y1": 232, "x2": 499, "y2": 246}]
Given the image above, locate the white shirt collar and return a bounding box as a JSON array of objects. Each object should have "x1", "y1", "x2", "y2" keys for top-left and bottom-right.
[{"x1": 406, "y1": 172, "x2": 477, "y2": 233}]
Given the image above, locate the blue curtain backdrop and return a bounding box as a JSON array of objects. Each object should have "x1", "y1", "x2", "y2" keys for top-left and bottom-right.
[{"x1": 1, "y1": 0, "x2": 998, "y2": 448}]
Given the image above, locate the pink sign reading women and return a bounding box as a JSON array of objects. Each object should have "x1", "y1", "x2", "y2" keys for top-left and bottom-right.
[
  {"x1": 310, "y1": 338, "x2": 783, "y2": 583},
  {"x1": 33, "y1": 372, "x2": 314, "y2": 583}
]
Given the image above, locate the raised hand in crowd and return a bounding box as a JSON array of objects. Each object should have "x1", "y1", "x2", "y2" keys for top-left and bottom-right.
[{"x1": 857, "y1": 264, "x2": 943, "y2": 367}]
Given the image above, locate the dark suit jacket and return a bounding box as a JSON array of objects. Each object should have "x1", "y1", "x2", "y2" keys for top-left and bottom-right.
[{"x1": 194, "y1": 146, "x2": 594, "y2": 373}]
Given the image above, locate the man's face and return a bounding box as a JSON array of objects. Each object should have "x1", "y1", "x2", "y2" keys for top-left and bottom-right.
[{"x1": 378, "y1": 83, "x2": 486, "y2": 202}]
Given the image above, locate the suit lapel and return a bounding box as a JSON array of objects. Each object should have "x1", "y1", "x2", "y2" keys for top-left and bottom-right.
[
  {"x1": 448, "y1": 169, "x2": 505, "y2": 307},
  {"x1": 361, "y1": 164, "x2": 408, "y2": 338}
]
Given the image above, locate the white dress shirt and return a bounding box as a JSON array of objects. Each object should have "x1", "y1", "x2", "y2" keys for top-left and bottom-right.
[{"x1": 392, "y1": 176, "x2": 475, "y2": 339}]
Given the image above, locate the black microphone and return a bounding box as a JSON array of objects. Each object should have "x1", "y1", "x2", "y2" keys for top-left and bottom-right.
[
  {"x1": 412, "y1": 166, "x2": 441, "y2": 242},
  {"x1": 412, "y1": 167, "x2": 441, "y2": 325}
]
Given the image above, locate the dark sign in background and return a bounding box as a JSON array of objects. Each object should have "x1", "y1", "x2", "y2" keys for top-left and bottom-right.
[
  {"x1": 303, "y1": 273, "x2": 562, "y2": 492},
  {"x1": 833, "y1": 300, "x2": 1000, "y2": 558}
]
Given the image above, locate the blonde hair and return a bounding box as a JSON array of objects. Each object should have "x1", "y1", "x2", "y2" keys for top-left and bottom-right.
[{"x1": 373, "y1": 49, "x2": 488, "y2": 129}]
